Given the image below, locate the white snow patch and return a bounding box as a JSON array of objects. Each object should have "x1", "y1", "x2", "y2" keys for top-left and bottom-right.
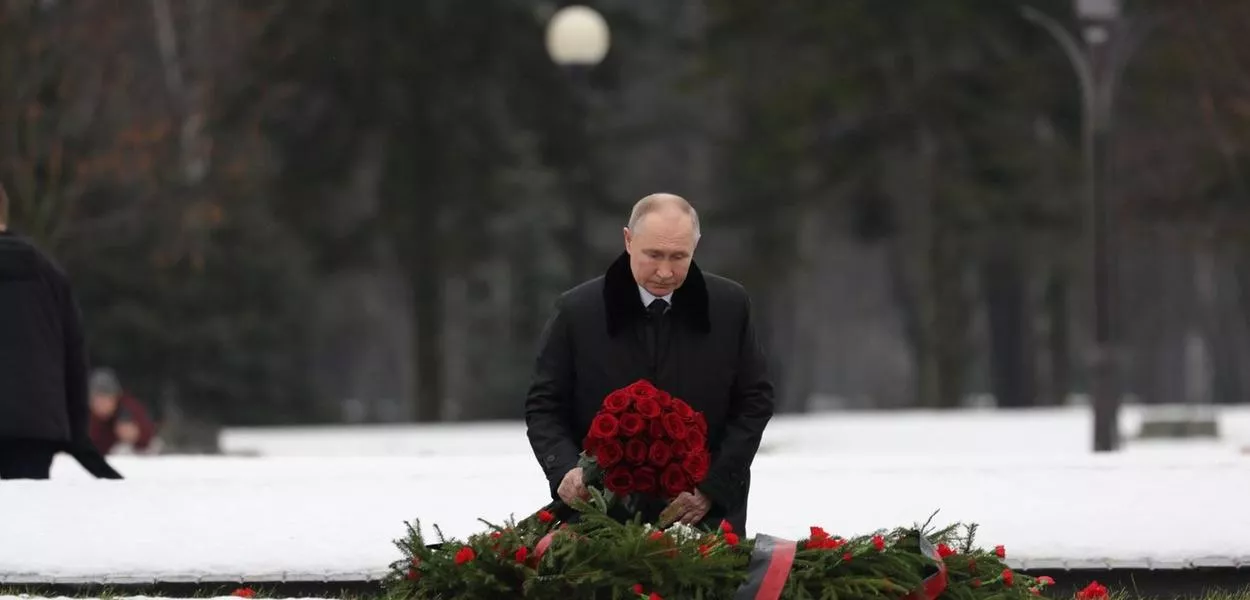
[{"x1": 1, "y1": 406, "x2": 1248, "y2": 585}]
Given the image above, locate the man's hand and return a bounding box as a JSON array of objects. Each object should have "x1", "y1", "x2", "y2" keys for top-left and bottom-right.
[
  {"x1": 662, "y1": 489, "x2": 712, "y2": 526},
  {"x1": 557, "y1": 467, "x2": 588, "y2": 504}
]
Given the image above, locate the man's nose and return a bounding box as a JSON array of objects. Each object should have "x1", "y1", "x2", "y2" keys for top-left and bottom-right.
[{"x1": 656, "y1": 262, "x2": 673, "y2": 279}]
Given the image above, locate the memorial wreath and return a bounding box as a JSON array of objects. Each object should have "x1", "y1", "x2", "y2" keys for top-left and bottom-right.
[{"x1": 383, "y1": 380, "x2": 1102, "y2": 600}]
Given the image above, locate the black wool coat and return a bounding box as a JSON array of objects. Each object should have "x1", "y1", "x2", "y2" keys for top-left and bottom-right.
[
  {"x1": 525, "y1": 252, "x2": 775, "y2": 533},
  {"x1": 0, "y1": 230, "x2": 90, "y2": 446}
]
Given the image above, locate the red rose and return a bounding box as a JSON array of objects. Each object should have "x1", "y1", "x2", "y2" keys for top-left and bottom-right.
[
  {"x1": 693, "y1": 412, "x2": 708, "y2": 436},
  {"x1": 590, "y1": 413, "x2": 619, "y2": 439},
  {"x1": 603, "y1": 390, "x2": 632, "y2": 413},
  {"x1": 660, "y1": 463, "x2": 691, "y2": 497},
  {"x1": 681, "y1": 450, "x2": 709, "y2": 482},
  {"x1": 672, "y1": 438, "x2": 694, "y2": 457},
  {"x1": 671, "y1": 399, "x2": 694, "y2": 419},
  {"x1": 634, "y1": 467, "x2": 658, "y2": 494},
  {"x1": 647, "y1": 441, "x2": 673, "y2": 467},
  {"x1": 648, "y1": 419, "x2": 667, "y2": 440},
  {"x1": 605, "y1": 466, "x2": 635, "y2": 495},
  {"x1": 937, "y1": 543, "x2": 956, "y2": 558},
  {"x1": 538, "y1": 510, "x2": 554, "y2": 523},
  {"x1": 724, "y1": 532, "x2": 740, "y2": 546},
  {"x1": 635, "y1": 396, "x2": 661, "y2": 419},
  {"x1": 618, "y1": 412, "x2": 645, "y2": 437},
  {"x1": 625, "y1": 439, "x2": 648, "y2": 465},
  {"x1": 662, "y1": 413, "x2": 688, "y2": 439},
  {"x1": 1002, "y1": 569, "x2": 1014, "y2": 587},
  {"x1": 872, "y1": 535, "x2": 885, "y2": 551},
  {"x1": 514, "y1": 546, "x2": 529, "y2": 563},
  {"x1": 583, "y1": 435, "x2": 602, "y2": 454},
  {"x1": 595, "y1": 439, "x2": 624, "y2": 468},
  {"x1": 454, "y1": 546, "x2": 476, "y2": 565},
  {"x1": 684, "y1": 428, "x2": 706, "y2": 451},
  {"x1": 655, "y1": 390, "x2": 673, "y2": 407},
  {"x1": 994, "y1": 545, "x2": 1006, "y2": 558},
  {"x1": 628, "y1": 380, "x2": 658, "y2": 399}
]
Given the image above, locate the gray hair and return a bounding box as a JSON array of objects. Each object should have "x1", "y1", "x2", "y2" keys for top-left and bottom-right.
[
  {"x1": 90, "y1": 368, "x2": 122, "y2": 396},
  {"x1": 627, "y1": 193, "x2": 702, "y2": 241}
]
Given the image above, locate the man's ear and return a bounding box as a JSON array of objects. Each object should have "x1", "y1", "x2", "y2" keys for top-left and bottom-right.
[{"x1": 623, "y1": 227, "x2": 632, "y2": 253}]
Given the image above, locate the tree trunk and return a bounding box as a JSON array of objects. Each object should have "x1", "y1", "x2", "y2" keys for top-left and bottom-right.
[
  {"x1": 1043, "y1": 268, "x2": 1072, "y2": 405},
  {"x1": 409, "y1": 201, "x2": 445, "y2": 422},
  {"x1": 982, "y1": 247, "x2": 1038, "y2": 408}
]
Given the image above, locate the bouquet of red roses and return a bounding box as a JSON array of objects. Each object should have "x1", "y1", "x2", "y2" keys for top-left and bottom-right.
[{"x1": 578, "y1": 379, "x2": 711, "y2": 509}]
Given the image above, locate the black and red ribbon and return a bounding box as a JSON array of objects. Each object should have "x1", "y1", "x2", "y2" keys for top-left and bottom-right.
[
  {"x1": 733, "y1": 532, "x2": 948, "y2": 600},
  {"x1": 732, "y1": 534, "x2": 797, "y2": 600},
  {"x1": 902, "y1": 534, "x2": 949, "y2": 600}
]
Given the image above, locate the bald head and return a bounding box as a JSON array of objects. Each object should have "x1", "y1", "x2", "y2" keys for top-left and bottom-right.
[
  {"x1": 623, "y1": 193, "x2": 701, "y2": 297},
  {"x1": 627, "y1": 193, "x2": 701, "y2": 242}
]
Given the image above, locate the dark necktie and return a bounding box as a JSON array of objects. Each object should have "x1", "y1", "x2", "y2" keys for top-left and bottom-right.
[{"x1": 645, "y1": 298, "x2": 669, "y2": 371}]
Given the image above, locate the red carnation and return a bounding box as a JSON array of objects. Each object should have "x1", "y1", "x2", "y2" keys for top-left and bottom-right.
[
  {"x1": 648, "y1": 441, "x2": 673, "y2": 467},
  {"x1": 937, "y1": 543, "x2": 956, "y2": 558},
  {"x1": 634, "y1": 467, "x2": 658, "y2": 494},
  {"x1": 538, "y1": 510, "x2": 554, "y2": 523},
  {"x1": 232, "y1": 588, "x2": 255, "y2": 598},
  {"x1": 619, "y1": 412, "x2": 645, "y2": 437},
  {"x1": 628, "y1": 380, "x2": 658, "y2": 399},
  {"x1": 590, "y1": 413, "x2": 619, "y2": 439},
  {"x1": 605, "y1": 466, "x2": 635, "y2": 494},
  {"x1": 635, "y1": 396, "x2": 661, "y2": 419},
  {"x1": 1037, "y1": 576, "x2": 1055, "y2": 586},
  {"x1": 454, "y1": 546, "x2": 476, "y2": 565},
  {"x1": 1002, "y1": 569, "x2": 1014, "y2": 586},
  {"x1": 633, "y1": 584, "x2": 644, "y2": 594},
  {"x1": 660, "y1": 463, "x2": 691, "y2": 497},
  {"x1": 872, "y1": 535, "x2": 885, "y2": 551},
  {"x1": 1077, "y1": 582, "x2": 1109, "y2": 600},
  {"x1": 625, "y1": 439, "x2": 648, "y2": 465},
  {"x1": 681, "y1": 450, "x2": 709, "y2": 482},
  {"x1": 720, "y1": 520, "x2": 733, "y2": 533},
  {"x1": 994, "y1": 545, "x2": 1006, "y2": 559},
  {"x1": 662, "y1": 413, "x2": 688, "y2": 440},
  {"x1": 603, "y1": 390, "x2": 632, "y2": 413},
  {"x1": 514, "y1": 546, "x2": 529, "y2": 563},
  {"x1": 649, "y1": 419, "x2": 667, "y2": 440},
  {"x1": 595, "y1": 439, "x2": 624, "y2": 468}
]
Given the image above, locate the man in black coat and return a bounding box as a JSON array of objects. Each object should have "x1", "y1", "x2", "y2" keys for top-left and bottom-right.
[
  {"x1": 0, "y1": 184, "x2": 120, "y2": 480},
  {"x1": 525, "y1": 193, "x2": 774, "y2": 533}
]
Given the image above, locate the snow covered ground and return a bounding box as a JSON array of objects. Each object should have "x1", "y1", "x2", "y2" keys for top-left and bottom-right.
[{"x1": 2, "y1": 406, "x2": 1249, "y2": 585}]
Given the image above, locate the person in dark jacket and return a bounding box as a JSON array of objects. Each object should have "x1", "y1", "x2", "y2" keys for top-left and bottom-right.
[
  {"x1": 0, "y1": 184, "x2": 120, "y2": 480},
  {"x1": 525, "y1": 193, "x2": 774, "y2": 534}
]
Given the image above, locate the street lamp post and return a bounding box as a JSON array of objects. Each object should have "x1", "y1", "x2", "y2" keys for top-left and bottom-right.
[
  {"x1": 545, "y1": 5, "x2": 610, "y2": 284},
  {"x1": 1022, "y1": 0, "x2": 1126, "y2": 452}
]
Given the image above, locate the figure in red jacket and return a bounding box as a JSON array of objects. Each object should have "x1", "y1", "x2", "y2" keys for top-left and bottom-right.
[{"x1": 88, "y1": 368, "x2": 158, "y2": 455}]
